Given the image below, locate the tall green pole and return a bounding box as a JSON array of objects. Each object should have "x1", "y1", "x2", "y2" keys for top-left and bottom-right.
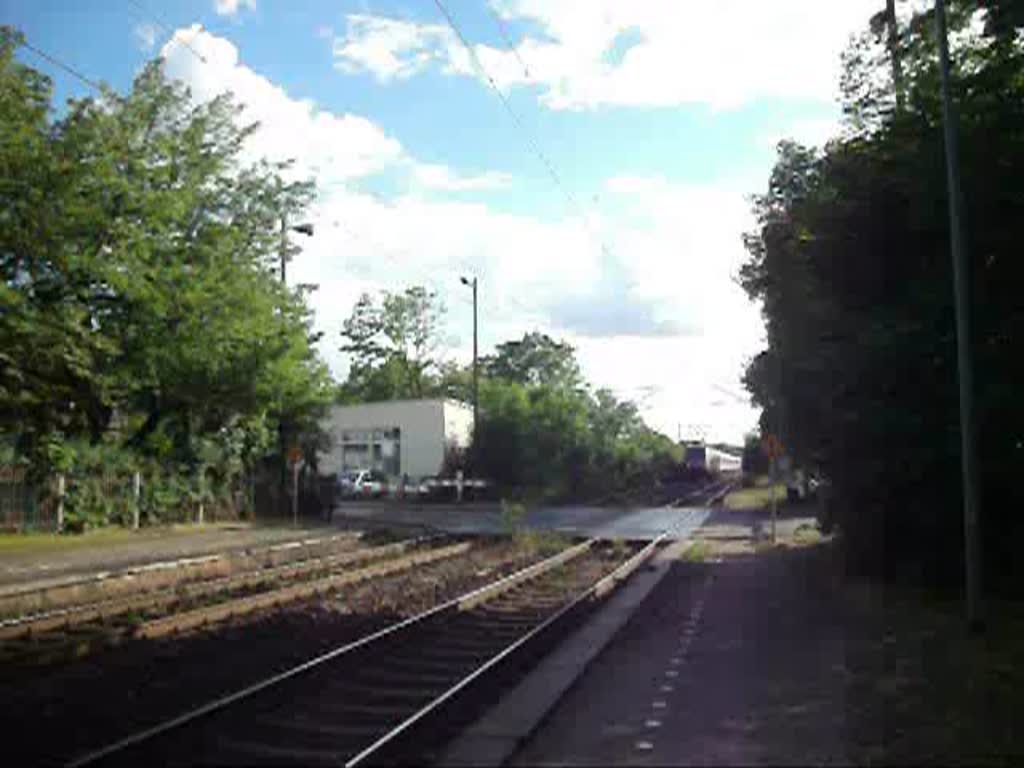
[
  {"x1": 935, "y1": 0, "x2": 982, "y2": 629},
  {"x1": 471, "y1": 277, "x2": 479, "y2": 465}
]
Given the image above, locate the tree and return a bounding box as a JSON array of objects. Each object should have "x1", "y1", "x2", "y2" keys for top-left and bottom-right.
[
  {"x1": 471, "y1": 332, "x2": 678, "y2": 501},
  {"x1": 740, "y1": 2, "x2": 1024, "y2": 591},
  {"x1": 482, "y1": 332, "x2": 582, "y2": 390},
  {"x1": 339, "y1": 286, "x2": 447, "y2": 401},
  {"x1": 1, "y1": 30, "x2": 331, "y2": 526}
]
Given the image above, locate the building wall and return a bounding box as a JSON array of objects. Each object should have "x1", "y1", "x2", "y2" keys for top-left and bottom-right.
[{"x1": 321, "y1": 399, "x2": 473, "y2": 481}]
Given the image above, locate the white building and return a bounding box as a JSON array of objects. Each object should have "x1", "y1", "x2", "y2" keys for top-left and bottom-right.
[{"x1": 320, "y1": 399, "x2": 474, "y2": 481}]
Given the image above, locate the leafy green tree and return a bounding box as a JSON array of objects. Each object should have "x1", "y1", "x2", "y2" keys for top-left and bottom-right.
[
  {"x1": 471, "y1": 331, "x2": 678, "y2": 501},
  {"x1": 339, "y1": 286, "x2": 446, "y2": 400},
  {"x1": 740, "y1": 1, "x2": 1024, "y2": 590},
  {"x1": 1, "y1": 30, "x2": 332, "y2": 527},
  {"x1": 482, "y1": 332, "x2": 582, "y2": 390}
]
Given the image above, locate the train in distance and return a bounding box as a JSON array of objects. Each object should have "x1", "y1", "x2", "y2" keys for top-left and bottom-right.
[{"x1": 683, "y1": 442, "x2": 742, "y2": 474}]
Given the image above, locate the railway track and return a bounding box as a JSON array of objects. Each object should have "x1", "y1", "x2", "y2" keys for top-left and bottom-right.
[
  {"x1": 67, "y1": 536, "x2": 663, "y2": 767},
  {"x1": 0, "y1": 536, "x2": 468, "y2": 669},
  {"x1": 0, "y1": 531, "x2": 369, "y2": 619},
  {"x1": 671, "y1": 478, "x2": 738, "y2": 507}
]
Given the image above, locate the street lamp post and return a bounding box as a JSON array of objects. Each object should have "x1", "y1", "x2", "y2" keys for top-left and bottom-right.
[
  {"x1": 460, "y1": 276, "x2": 479, "y2": 465},
  {"x1": 279, "y1": 217, "x2": 314, "y2": 285},
  {"x1": 935, "y1": 0, "x2": 982, "y2": 630}
]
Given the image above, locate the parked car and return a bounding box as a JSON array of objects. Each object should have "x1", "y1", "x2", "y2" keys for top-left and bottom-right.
[
  {"x1": 337, "y1": 469, "x2": 388, "y2": 499},
  {"x1": 414, "y1": 475, "x2": 492, "y2": 502}
]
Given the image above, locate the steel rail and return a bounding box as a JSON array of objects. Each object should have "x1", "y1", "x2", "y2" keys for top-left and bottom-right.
[
  {"x1": 345, "y1": 532, "x2": 669, "y2": 767},
  {"x1": 66, "y1": 538, "x2": 596, "y2": 768},
  {"x1": 0, "y1": 537, "x2": 434, "y2": 639},
  {"x1": 0, "y1": 532, "x2": 363, "y2": 618}
]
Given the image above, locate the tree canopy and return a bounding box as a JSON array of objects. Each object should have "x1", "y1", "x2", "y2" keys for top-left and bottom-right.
[
  {"x1": 482, "y1": 332, "x2": 583, "y2": 390},
  {"x1": 740, "y1": 1, "x2": 1024, "y2": 591},
  {"x1": 338, "y1": 286, "x2": 446, "y2": 402},
  {"x1": 1, "y1": 28, "x2": 331, "y2": 528}
]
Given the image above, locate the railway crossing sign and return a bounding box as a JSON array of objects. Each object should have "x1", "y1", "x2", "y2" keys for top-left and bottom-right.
[{"x1": 762, "y1": 433, "x2": 784, "y2": 459}]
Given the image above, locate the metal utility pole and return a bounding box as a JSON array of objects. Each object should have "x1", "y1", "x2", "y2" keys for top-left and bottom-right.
[
  {"x1": 460, "y1": 276, "x2": 479, "y2": 461},
  {"x1": 280, "y1": 215, "x2": 288, "y2": 284},
  {"x1": 886, "y1": 0, "x2": 905, "y2": 111},
  {"x1": 279, "y1": 217, "x2": 315, "y2": 285},
  {"x1": 935, "y1": 0, "x2": 982, "y2": 629},
  {"x1": 278, "y1": 217, "x2": 313, "y2": 519}
]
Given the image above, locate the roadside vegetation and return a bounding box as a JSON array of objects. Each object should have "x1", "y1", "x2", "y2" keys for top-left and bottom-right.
[
  {"x1": 723, "y1": 483, "x2": 787, "y2": 512},
  {"x1": 681, "y1": 539, "x2": 712, "y2": 563}
]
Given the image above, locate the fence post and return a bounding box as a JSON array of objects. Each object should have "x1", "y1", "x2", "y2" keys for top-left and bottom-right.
[
  {"x1": 197, "y1": 500, "x2": 204, "y2": 526},
  {"x1": 132, "y1": 471, "x2": 141, "y2": 530},
  {"x1": 56, "y1": 473, "x2": 65, "y2": 533}
]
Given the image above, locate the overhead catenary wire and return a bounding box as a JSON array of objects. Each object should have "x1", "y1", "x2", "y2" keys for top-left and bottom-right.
[
  {"x1": 430, "y1": 0, "x2": 584, "y2": 220},
  {"x1": 485, "y1": 2, "x2": 530, "y2": 78},
  {"x1": 429, "y1": 0, "x2": 620, "y2": 268},
  {"x1": 126, "y1": 0, "x2": 209, "y2": 64},
  {"x1": 19, "y1": 39, "x2": 105, "y2": 93}
]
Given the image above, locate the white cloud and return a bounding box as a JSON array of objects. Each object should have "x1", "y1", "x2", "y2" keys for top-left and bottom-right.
[
  {"x1": 214, "y1": 0, "x2": 255, "y2": 17},
  {"x1": 332, "y1": 15, "x2": 458, "y2": 81},
  {"x1": 161, "y1": 26, "x2": 404, "y2": 185},
  {"x1": 134, "y1": 22, "x2": 158, "y2": 52},
  {"x1": 290, "y1": 173, "x2": 765, "y2": 441},
  {"x1": 412, "y1": 164, "x2": 512, "y2": 191},
  {"x1": 161, "y1": 27, "x2": 765, "y2": 442},
  {"x1": 332, "y1": 0, "x2": 884, "y2": 110}
]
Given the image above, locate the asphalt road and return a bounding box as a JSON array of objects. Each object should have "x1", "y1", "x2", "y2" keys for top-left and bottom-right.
[{"x1": 332, "y1": 503, "x2": 711, "y2": 541}]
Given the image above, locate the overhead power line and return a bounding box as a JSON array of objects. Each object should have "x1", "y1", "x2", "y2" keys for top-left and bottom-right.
[
  {"x1": 430, "y1": 0, "x2": 585, "y2": 219},
  {"x1": 126, "y1": 0, "x2": 209, "y2": 64},
  {"x1": 20, "y1": 39, "x2": 105, "y2": 93},
  {"x1": 430, "y1": 0, "x2": 619, "y2": 267},
  {"x1": 485, "y1": 3, "x2": 530, "y2": 78}
]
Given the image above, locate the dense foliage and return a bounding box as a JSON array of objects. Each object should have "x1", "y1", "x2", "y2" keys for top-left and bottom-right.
[
  {"x1": 337, "y1": 287, "x2": 446, "y2": 402},
  {"x1": 337, "y1": 294, "x2": 680, "y2": 500},
  {"x1": 1, "y1": 29, "x2": 331, "y2": 529},
  {"x1": 740, "y1": 1, "x2": 1024, "y2": 591}
]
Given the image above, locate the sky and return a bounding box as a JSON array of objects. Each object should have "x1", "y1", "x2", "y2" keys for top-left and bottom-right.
[{"x1": 4, "y1": 0, "x2": 886, "y2": 444}]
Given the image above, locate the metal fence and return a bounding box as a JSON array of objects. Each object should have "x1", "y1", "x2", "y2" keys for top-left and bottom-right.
[
  {"x1": 0, "y1": 466, "x2": 58, "y2": 532},
  {"x1": 0, "y1": 464, "x2": 329, "y2": 533}
]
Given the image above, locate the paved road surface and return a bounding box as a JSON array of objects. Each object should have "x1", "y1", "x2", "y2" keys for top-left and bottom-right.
[{"x1": 333, "y1": 504, "x2": 711, "y2": 541}]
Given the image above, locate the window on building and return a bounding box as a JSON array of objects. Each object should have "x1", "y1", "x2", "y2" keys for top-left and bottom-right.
[{"x1": 341, "y1": 427, "x2": 400, "y2": 477}]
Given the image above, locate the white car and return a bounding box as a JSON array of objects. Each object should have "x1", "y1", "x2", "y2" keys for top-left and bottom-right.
[{"x1": 337, "y1": 469, "x2": 387, "y2": 499}]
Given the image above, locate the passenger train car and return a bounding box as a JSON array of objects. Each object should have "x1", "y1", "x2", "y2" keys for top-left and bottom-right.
[{"x1": 683, "y1": 443, "x2": 742, "y2": 475}]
